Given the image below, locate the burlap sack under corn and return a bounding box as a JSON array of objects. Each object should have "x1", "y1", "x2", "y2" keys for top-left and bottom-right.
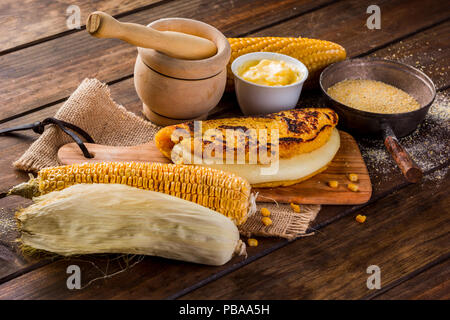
[{"x1": 14, "y1": 78, "x2": 320, "y2": 239}]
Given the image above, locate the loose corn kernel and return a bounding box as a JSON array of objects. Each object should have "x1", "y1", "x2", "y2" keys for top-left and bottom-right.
[
  {"x1": 355, "y1": 214, "x2": 366, "y2": 223},
  {"x1": 290, "y1": 203, "x2": 301, "y2": 213},
  {"x1": 261, "y1": 217, "x2": 273, "y2": 226},
  {"x1": 348, "y1": 173, "x2": 359, "y2": 182},
  {"x1": 247, "y1": 238, "x2": 258, "y2": 247},
  {"x1": 347, "y1": 183, "x2": 359, "y2": 192},
  {"x1": 328, "y1": 180, "x2": 339, "y2": 188},
  {"x1": 260, "y1": 207, "x2": 271, "y2": 217}
]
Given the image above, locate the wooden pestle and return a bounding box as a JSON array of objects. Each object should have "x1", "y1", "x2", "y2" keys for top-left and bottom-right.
[{"x1": 86, "y1": 11, "x2": 217, "y2": 60}]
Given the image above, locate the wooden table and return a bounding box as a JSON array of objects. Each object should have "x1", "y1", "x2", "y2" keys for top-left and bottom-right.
[{"x1": 0, "y1": 0, "x2": 448, "y2": 300}]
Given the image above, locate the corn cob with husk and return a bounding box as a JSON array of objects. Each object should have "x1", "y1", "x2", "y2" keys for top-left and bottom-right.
[
  {"x1": 227, "y1": 37, "x2": 346, "y2": 90},
  {"x1": 16, "y1": 183, "x2": 247, "y2": 265},
  {"x1": 9, "y1": 162, "x2": 254, "y2": 226}
]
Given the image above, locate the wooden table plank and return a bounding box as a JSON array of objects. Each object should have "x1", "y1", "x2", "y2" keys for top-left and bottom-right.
[
  {"x1": 0, "y1": 0, "x2": 164, "y2": 54},
  {"x1": 0, "y1": 0, "x2": 334, "y2": 123},
  {"x1": 252, "y1": 0, "x2": 450, "y2": 58},
  {"x1": 180, "y1": 167, "x2": 450, "y2": 299},
  {"x1": 0, "y1": 196, "x2": 33, "y2": 280},
  {"x1": 0, "y1": 0, "x2": 448, "y2": 299},
  {"x1": 0, "y1": 162, "x2": 447, "y2": 298},
  {"x1": 1, "y1": 2, "x2": 447, "y2": 129},
  {"x1": 0, "y1": 63, "x2": 448, "y2": 292},
  {"x1": 369, "y1": 20, "x2": 450, "y2": 90},
  {"x1": 1, "y1": 165, "x2": 447, "y2": 299},
  {"x1": 2, "y1": 0, "x2": 448, "y2": 123},
  {"x1": 372, "y1": 258, "x2": 450, "y2": 300}
]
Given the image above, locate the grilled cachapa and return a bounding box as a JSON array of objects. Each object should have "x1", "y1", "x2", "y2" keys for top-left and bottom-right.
[
  {"x1": 154, "y1": 108, "x2": 340, "y2": 188},
  {"x1": 155, "y1": 108, "x2": 338, "y2": 163}
]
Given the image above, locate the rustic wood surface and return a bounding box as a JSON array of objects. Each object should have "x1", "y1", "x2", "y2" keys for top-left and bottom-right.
[
  {"x1": 182, "y1": 169, "x2": 450, "y2": 299},
  {"x1": 0, "y1": 0, "x2": 163, "y2": 54},
  {"x1": 373, "y1": 257, "x2": 450, "y2": 300},
  {"x1": 0, "y1": 0, "x2": 448, "y2": 299}
]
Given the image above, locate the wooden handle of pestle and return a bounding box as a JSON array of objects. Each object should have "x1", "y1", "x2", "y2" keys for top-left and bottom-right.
[
  {"x1": 86, "y1": 11, "x2": 217, "y2": 60},
  {"x1": 382, "y1": 124, "x2": 422, "y2": 183}
]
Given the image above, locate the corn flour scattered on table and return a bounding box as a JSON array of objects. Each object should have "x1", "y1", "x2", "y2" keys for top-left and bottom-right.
[{"x1": 358, "y1": 91, "x2": 449, "y2": 182}]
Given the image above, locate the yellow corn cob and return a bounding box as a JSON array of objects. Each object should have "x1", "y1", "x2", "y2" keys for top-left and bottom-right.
[
  {"x1": 9, "y1": 162, "x2": 252, "y2": 225},
  {"x1": 227, "y1": 37, "x2": 346, "y2": 90}
]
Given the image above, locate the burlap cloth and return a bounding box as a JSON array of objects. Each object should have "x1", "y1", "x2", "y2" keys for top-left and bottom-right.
[{"x1": 14, "y1": 78, "x2": 320, "y2": 239}]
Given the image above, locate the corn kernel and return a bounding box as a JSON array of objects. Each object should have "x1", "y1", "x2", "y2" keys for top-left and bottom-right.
[
  {"x1": 261, "y1": 217, "x2": 272, "y2": 226},
  {"x1": 355, "y1": 214, "x2": 366, "y2": 223},
  {"x1": 260, "y1": 207, "x2": 271, "y2": 217},
  {"x1": 348, "y1": 173, "x2": 359, "y2": 182},
  {"x1": 290, "y1": 203, "x2": 301, "y2": 213},
  {"x1": 247, "y1": 238, "x2": 258, "y2": 247},
  {"x1": 56, "y1": 181, "x2": 65, "y2": 190},
  {"x1": 328, "y1": 180, "x2": 339, "y2": 188},
  {"x1": 347, "y1": 183, "x2": 359, "y2": 192}
]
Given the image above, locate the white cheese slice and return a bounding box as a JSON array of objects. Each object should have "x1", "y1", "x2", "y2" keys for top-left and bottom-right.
[{"x1": 200, "y1": 128, "x2": 340, "y2": 185}]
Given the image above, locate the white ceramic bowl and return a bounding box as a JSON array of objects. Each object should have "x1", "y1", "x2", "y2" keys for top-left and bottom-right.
[{"x1": 231, "y1": 52, "x2": 308, "y2": 115}]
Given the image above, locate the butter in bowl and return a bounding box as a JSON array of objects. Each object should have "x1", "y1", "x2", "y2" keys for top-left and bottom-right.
[{"x1": 231, "y1": 52, "x2": 308, "y2": 115}]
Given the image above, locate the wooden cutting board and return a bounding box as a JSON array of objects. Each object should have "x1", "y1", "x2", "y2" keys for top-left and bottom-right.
[{"x1": 58, "y1": 131, "x2": 372, "y2": 205}]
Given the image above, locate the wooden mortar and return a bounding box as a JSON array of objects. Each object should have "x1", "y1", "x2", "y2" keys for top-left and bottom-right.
[{"x1": 134, "y1": 18, "x2": 230, "y2": 125}]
